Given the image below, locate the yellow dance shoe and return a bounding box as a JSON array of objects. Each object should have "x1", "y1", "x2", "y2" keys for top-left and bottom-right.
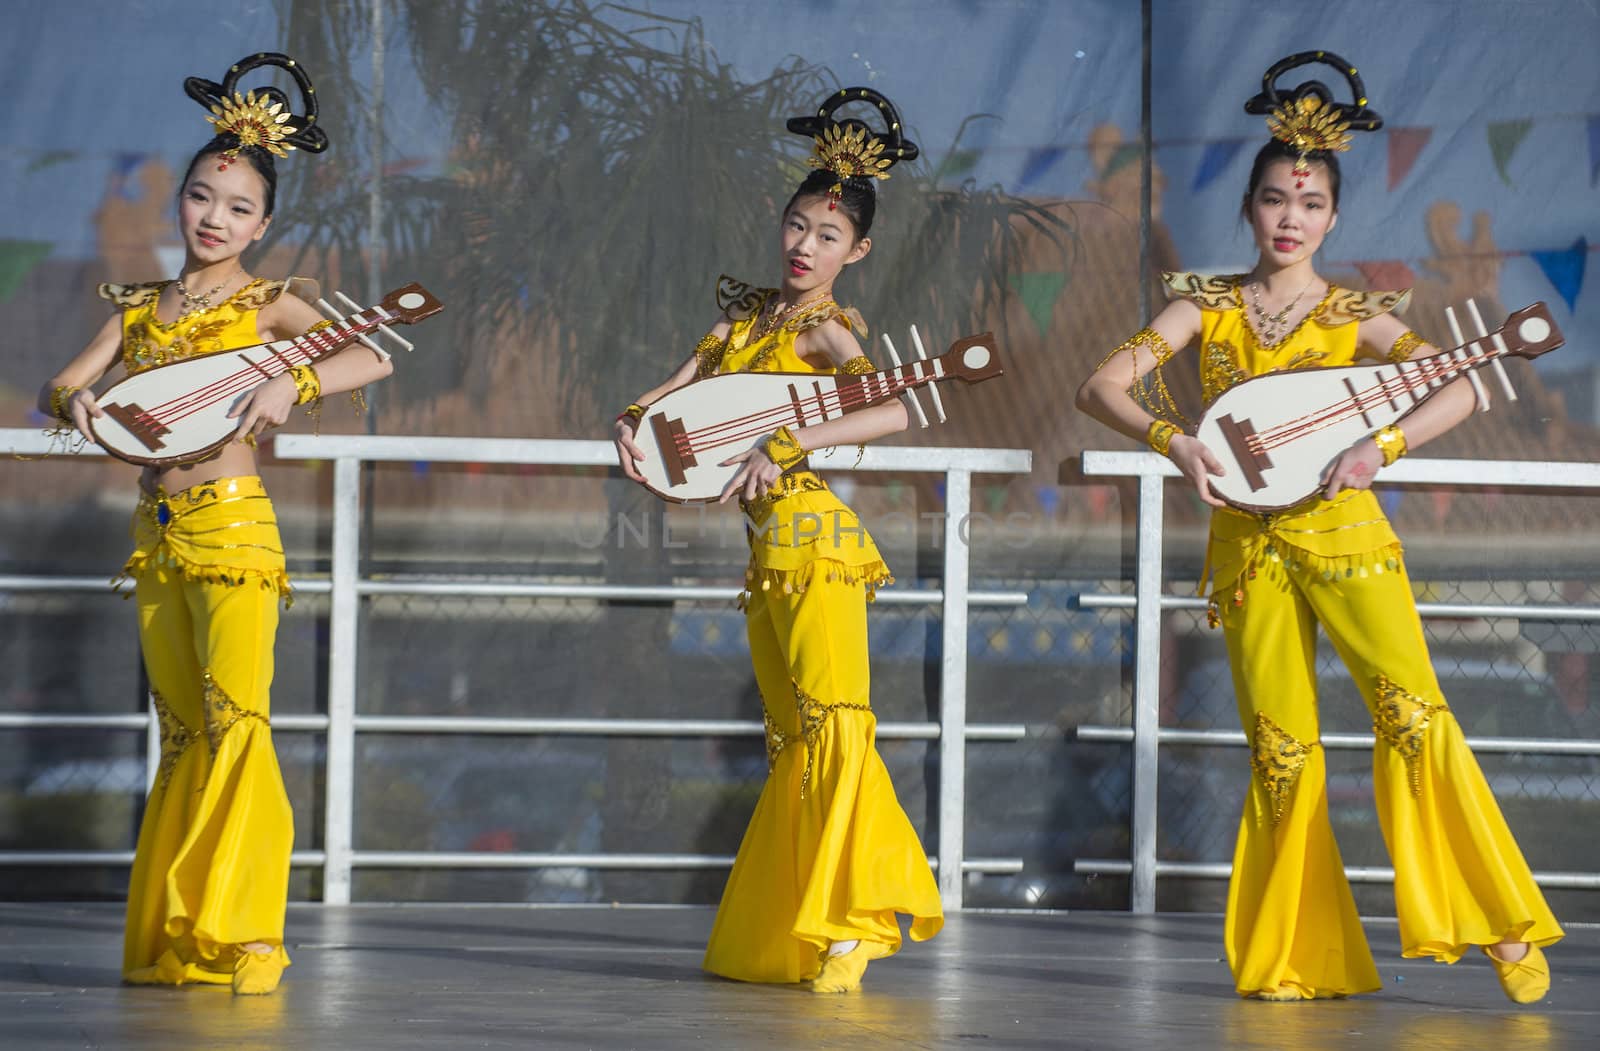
[
  {"x1": 232, "y1": 945, "x2": 287, "y2": 996},
  {"x1": 811, "y1": 941, "x2": 892, "y2": 994},
  {"x1": 1484, "y1": 942, "x2": 1549, "y2": 1004}
]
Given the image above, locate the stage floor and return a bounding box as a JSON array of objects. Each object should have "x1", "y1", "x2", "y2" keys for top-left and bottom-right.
[{"x1": 2, "y1": 903, "x2": 1595, "y2": 1049}]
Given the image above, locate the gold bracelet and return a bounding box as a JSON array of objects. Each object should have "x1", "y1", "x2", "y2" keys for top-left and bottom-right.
[
  {"x1": 617, "y1": 403, "x2": 646, "y2": 424},
  {"x1": 1146, "y1": 420, "x2": 1179, "y2": 457},
  {"x1": 763, "y1": 425, "x2": 807, "y2": 471},
  {"x1": 287, "y1": 364, "x2": 322, "y2": 405},
  {"x1": 50, "y1": 385, "x2": 81, "y2": 422},
  {"x1": 1373, "y1": 424, "x2": 1407, "y2": 467}
]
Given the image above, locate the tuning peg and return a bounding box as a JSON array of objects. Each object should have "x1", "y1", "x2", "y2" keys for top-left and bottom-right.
[
  {"x1": 1465, "y1": 298, "x2": 1517, "y2": 403},
  {"x1": 1442, "y1": 306, "x2": 1492, "y2": 412},
  {"x1": 908, "y1": 325, "x2": 947, "y2": 423},
  {"x1": 880, "y1": 332, "x2": 930, "y2": 428},
  {"x1": 331, "y1": 291, "x2": 394, "y2": 361}
]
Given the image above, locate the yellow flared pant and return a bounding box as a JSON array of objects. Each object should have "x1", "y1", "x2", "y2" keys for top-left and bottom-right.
[
  {"x1": 122, "y1": 480, "x2": 293, "y2": 984},
  {"x1": 1218, "y1": 554, "x2": 1563, "y2": 998},
  {"x1": 702, "y1": 568, "x2": 944, "y2": 983}
]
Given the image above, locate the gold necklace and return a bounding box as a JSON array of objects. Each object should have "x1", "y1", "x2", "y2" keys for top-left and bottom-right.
[
  {"x1": 174, "y1": 270, "x2": 240, "y2": 316},
  {"x1": 1249, "y1": 276, "x2": 1316, "y2": 341},
  {"x1": 755, "y1": 289, "x2": 833, "y2": 338}
]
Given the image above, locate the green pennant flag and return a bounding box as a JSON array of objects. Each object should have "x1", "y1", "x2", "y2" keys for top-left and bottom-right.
[
  {"x1": 936, "y1": 149, "x2": 981, "y2": 181},
  {"x1": 1007, "y1": 271, "x2": 1067, "y2": 336},
  {"x1": 26, "y1": 150, "x2": 76, "y2": 174},
  {"x1": 1487, "y1": 120, "x2": 1533, "y2": 185},
  {"x1": 0, "y1": 240, "x2": 52, "y2": 303}
]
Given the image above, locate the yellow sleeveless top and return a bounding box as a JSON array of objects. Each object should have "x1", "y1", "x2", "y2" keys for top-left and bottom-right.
[
  {"x1": 705, "y1": 276, "x2": 891, "y2": 599},
  {"x1": 99, "y1": 278, "x2": 294, "y2": 374},
  {"x1": 1162, "y1": 272, "x2": 1416, "y2": 603}
]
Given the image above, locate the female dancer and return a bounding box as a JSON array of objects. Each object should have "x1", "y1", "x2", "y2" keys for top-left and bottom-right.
[
  {"x1": 613, "y1": 89, "x2": 943, "y2": 992},
  {"x1": 39, "y1": 54, "x2": 392, "y2": 995},
  {"x1": 1076, "y1": 52, "x2": 1561, "y2": 1003}
]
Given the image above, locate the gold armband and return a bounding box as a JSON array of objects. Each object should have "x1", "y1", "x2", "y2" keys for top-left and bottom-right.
[
  {"x1": 763, "y1": 425, "x2": 807, "y2": 471},
  {"x1": 306, "y1": 318, "x2": 336, "y2": 334},
  {"x1": 840, "y1": 355, "x2": 876, "y2": 375},
  {"x1": 617, "y1": 403, "x2": 646, "y2": 425},
  {"x1": 1146, "y1": 420, "x2": 1179, "y2": 457},
  {"x1": 50, "y1": 385, "x2": 81, "y2": 422},
  {"x1": 287, "y1": 364, "x2": 322, "y2": 405},
  {"x1": 1388, "y1": 330, "x2": 1424, "y2": 364},
  {"x1": 1373, "y1": 424, "x2": 1407, "y2": 467},
  {"x1": 1101, "y1": 327, "x2": 1175, "y2": 368}
]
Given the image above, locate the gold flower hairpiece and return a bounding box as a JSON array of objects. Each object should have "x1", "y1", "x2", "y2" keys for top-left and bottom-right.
[
  {"x1": 1266, "y1": 95, "x2": 1353, "y2": 186},
  {"x1": 807, "y1": 124, "x2": 893, "y2": 208},
  {"x1": 205, "y1": 90, "x2": 299, "y2": 168}
]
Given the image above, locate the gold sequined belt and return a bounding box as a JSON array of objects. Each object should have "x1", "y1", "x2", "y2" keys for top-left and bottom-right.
[{"x1": 740, "y1": 469, "x2": 827, "y2": 520}]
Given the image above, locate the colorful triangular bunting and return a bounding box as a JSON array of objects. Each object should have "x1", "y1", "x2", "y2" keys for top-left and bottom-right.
[
  {"x1": 1387, "y1": 127, "x2": 1432, "y2": 190},
  {"x1": 1487, "y1": 120, "x2": 1533, "y2": 186},
  {"x1": 1019, "y1": 146, "x2": 1067, "y2": 189},
  {"x1": 1008, "y1": 272, "x2": 1068, "y2": 337},
  {"x1": 936, "y1": 149, "x2": 981, "y2": 181},
  {"x1": 1530, "y1": 236, "x2": 1588, "y2": 312},
  {"x1": 0, "y1": 240, "x2": 52, "y2": 303},
  {"x1": 1192, "y1": 139, "x2": 1246, "y2": 192},
  {"x1": 1355, "y1": 260, "x2": 1417, "y2": 291}
]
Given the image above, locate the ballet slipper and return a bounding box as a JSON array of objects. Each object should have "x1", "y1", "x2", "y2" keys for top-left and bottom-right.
[{"x1": 1484, "y1": 942, "x2": 1549, "y2": 1005}]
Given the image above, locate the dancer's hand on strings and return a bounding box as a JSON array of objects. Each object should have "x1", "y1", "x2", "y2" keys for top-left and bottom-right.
[
  {"x1": 1321, "y1": 438, "x2": 1384, "y2": 499},
  {"x1": 228, "y1": 374, "x2": 296, "y2": 442},
  {"x1": 718, "y1": 446, "x2": 782, "y2": 505},
  {"x1": 1168, "y1": 435, "x2": 1228, "y2": 508},
  {"x1": 614, "y1": 418, "x2": 647, "y2": 484},
  {"x1": 66, "y1": 388, "x2": 103, "y2": 440}
]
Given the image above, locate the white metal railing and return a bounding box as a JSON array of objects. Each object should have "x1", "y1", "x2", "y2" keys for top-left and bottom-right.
[
  {"x1": 0, "y1": 428, "x2": 1031, "y2": 910},
  {"x1": 1074, "y1": 450, "x2": 1600, "y2": 910}
]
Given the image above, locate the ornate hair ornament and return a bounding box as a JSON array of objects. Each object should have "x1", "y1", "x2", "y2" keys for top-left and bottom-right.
[
  {"x1": 787, "y1": 87, "x2": 919, "y2": 209},
  {"x1": 184, "y1": 52, "x2": 329, "y2": 170},
  {"x1": 1243, "y1": 51, "x2": 1383, "y2": 188}
]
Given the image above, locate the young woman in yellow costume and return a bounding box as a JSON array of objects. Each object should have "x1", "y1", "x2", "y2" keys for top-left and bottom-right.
[
  {"x1": 39, "y1": 53, "x2": 393, "y2": 995},
  {"x1": 1077, "y1": 52, "x2": 1561, "y2": 1004},
  {"x1": 613, "y1": 88, "x2": 943, "y2": 993}
]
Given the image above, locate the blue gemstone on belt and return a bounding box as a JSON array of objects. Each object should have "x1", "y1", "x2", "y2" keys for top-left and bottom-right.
[{"x1": 156, "y1": 501, "x2": 171, "y2": 526}]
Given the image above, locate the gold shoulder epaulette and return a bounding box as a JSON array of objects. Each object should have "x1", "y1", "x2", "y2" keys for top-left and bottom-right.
[
  {"x1": 96, "y1": 281, "x2": 167, "y2": 308},
  {"x1": 1313, "y1": 286, "x2": 1411, "y2": 327},
  {"x1": 716, "y1": 275, "x2": 772, "y2": 321},
  {"x1": 1162, "y1": 271, "x2": 1243, "y2": 311},
  {"x1": 228, "y1": 278, "x2": 288, "y2": 311}
]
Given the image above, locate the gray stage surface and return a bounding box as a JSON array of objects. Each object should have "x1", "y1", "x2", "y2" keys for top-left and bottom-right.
[{"x1": 2, "y1": 904, "x2": 1595, "y2": 1050}]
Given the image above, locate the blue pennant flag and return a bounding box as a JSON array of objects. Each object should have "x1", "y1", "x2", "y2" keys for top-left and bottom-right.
[
  {"x1": 1530, "y1": 236, "x2": 1588, "y2": 312},
  {"x1": 1018, "y1": 146, "x2": 1067, "y2": 189},
  {"x1": 1192, "y1": 139, "x2": 1247, "y2": 192}
]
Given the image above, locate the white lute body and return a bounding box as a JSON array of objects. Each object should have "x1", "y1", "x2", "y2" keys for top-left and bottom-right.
[
  {"x1": 1197, "y1": 302, "x2": 1562, "y2": 511},
  {"x1": 90, "y1": 283, "x2": 443, "y2": 466},
  {"x1": 631, "y1": 333, "x2": 1002, "y2": 503}
]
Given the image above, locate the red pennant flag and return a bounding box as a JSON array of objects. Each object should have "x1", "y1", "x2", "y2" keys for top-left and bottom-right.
[
  {"x1": 1355, "y1": 260, "x2": 1417, "y2": 291},
  {"x1": 1387, "y1": 127, "x2": 1433, "y2": 190}
]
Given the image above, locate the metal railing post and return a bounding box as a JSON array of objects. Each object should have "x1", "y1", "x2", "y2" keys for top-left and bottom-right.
[
  {"x1": 322, "y1": 456, "x2": 362, "y2": 904},
  {"x1": 937, "y1": 468, "x2": 973, "y2": 910},
  {"x1": 1130, "y1": 471, "x2": 1164, "y2": 914}
]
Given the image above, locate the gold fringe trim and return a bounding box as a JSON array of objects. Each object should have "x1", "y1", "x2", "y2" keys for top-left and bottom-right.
[
  {"x1": 737, "y1": 558, "x2": 895, "y2": 609},
  {"x1": 115, "y1": 548, "x2": 292, "y2": 606},
  {"x1": 1206, "y1": 541, "x2": 1404, "y2": 626}
]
